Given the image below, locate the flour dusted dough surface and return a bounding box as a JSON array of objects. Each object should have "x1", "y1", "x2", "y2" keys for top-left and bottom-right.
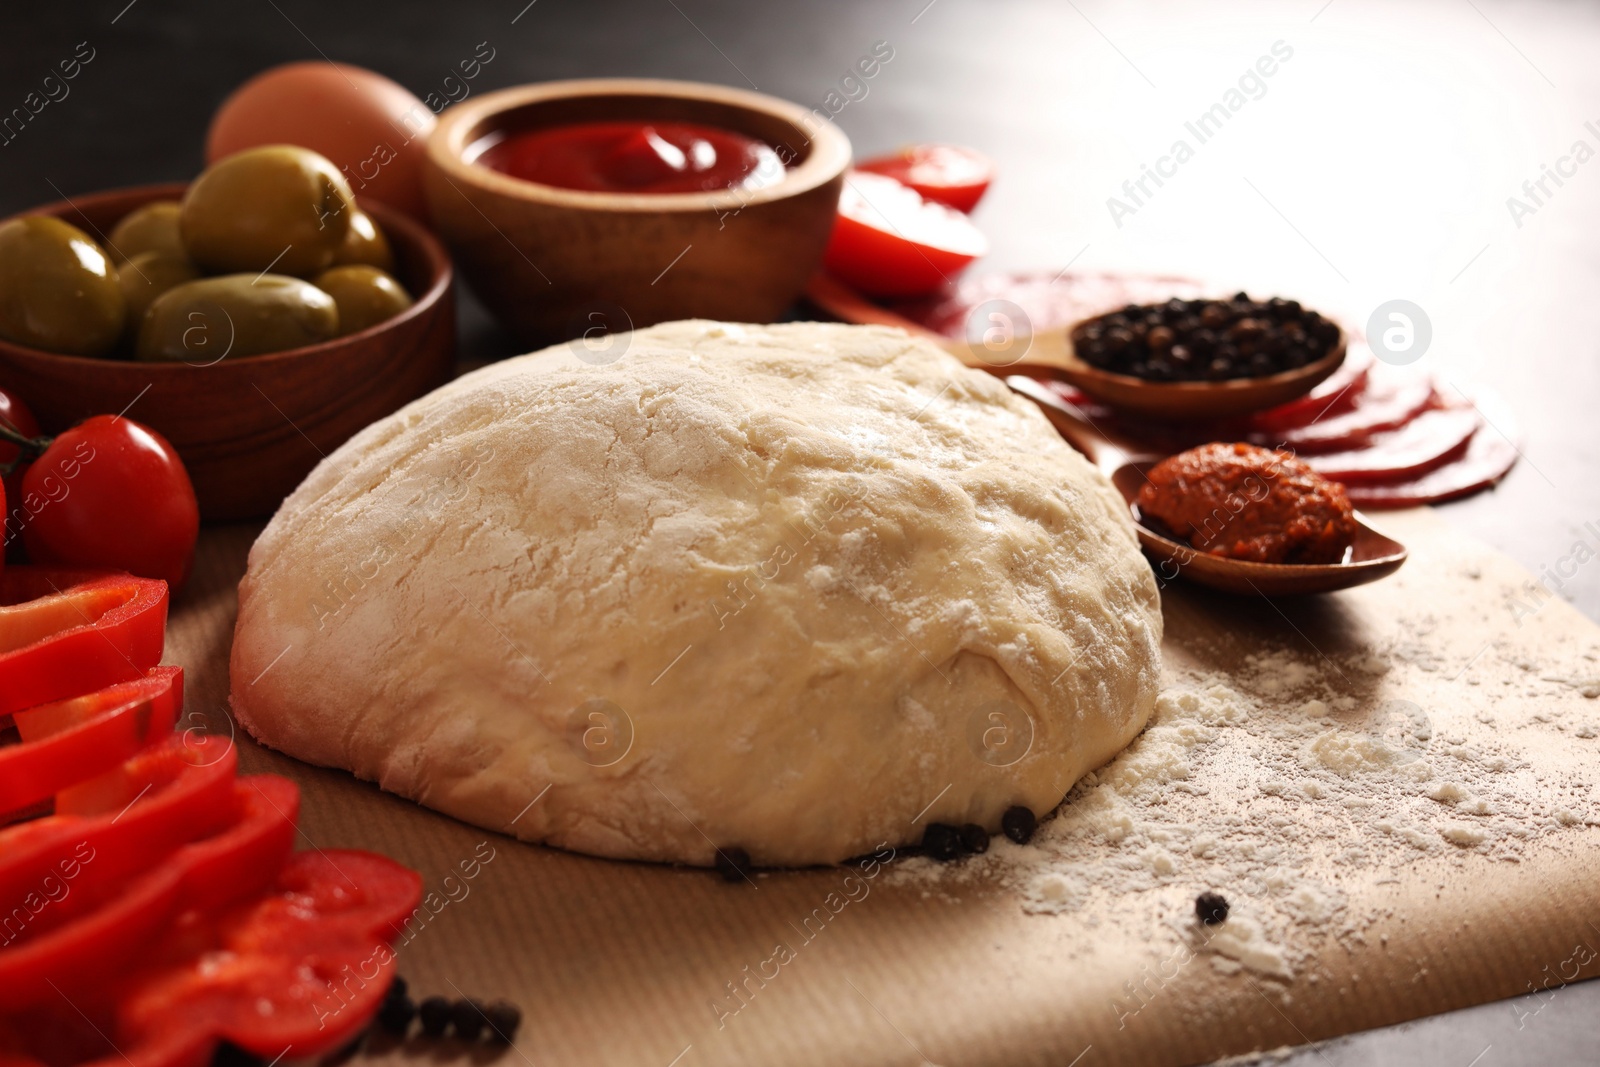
[{"x1": 230, "y1": 320, "x2": 1162, "y2": 866}]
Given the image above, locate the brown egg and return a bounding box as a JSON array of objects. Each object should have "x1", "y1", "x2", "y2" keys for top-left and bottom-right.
[{"x1": 206, "y1": 61, "x2": 435, "y2": 219}]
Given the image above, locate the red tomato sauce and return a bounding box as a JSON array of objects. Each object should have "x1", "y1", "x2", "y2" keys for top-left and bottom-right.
[
  {"x1": 1136, "y1": 442, "x2": 1359, "y2": 565},
  {"x1": 475, "y1": 120, "x2": 786, "y2": 194}
]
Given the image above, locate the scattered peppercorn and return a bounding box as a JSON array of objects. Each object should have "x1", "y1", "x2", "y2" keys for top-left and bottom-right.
[
  {"x1": 921, "y1": 822, "x2": 962, "y2": 861},
  {"x1": 212, "y1": 1043, "x2": 265, "y2": 1067},
  {"x1": 376, "y1": 994, "x2": 416, "y2": 1035},
  {"x1": 1001, "y1": 805, "x2": 1037, "y2": 845},
  {"x1": 483, "y1": 1000, "x2": 523, "y2": 1043},
  {"x1": 1196, "y1": 890, "x2": 1230, "y2": 925},
  {"x1": 1071, "y1": 294, "x2": 1338, "y2": 382},
  {"x1": 452, "y1": 998, "x2": 488, "y2": 1041},
  {"x1": 715, "y1": 846, "x2": 753, "y2": 883},
  {"x1": 959, "y1": 823, "x2": 989, "y2": 855},
  {"x1": 386, "y1": 975, "x2": 408, "y2": 1002},
  {"x1": 418, "y1": 995, "x2": 453, "y2": 1038}
]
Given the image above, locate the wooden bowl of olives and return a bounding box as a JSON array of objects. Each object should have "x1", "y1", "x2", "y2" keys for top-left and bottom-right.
[{"x1": 0, "y1": 164, "x2": 454, "y2": 521}]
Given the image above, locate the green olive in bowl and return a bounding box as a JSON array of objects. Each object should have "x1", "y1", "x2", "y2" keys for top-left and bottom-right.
[
  {"x1": 107, "y1": 200, "x2": 185, "y2": 264},
  {"x1": 180, "y1": 145, "x2": 356, "y2": 277},
  {"x1": 135, "y1": 274, "x2": 338, "y2": 362},
  {"x1": 313, "y1": 265, "x2": 412, "y2": 336},
  {"x1": 331, "y1": 209, "x2": 395, "y2": 273},
  {"x1": 118, "y1": 250, "x2": 201, "y2": 332},
  {"x1": 0, "y1": 216, "x2": 125, "y2": 356}
]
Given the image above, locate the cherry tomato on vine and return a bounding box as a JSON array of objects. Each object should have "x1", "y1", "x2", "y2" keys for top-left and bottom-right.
[
  {"x1": 21, "y1": 415, "x2": 199, "y2": 591},
  {"x1": 0, "y1": 386, "x2": 41, "y2": 559}
]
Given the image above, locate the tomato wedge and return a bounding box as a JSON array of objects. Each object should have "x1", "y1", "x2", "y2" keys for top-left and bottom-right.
[
  {"x1": 0, "y1": 667, "x2": 183, "y2": 817},
  {"x1": 822, "y1": 171, "x2": 988, "y2": 299},
  {"x1": 857, "y1": 143, "x2": 995, "y2": 212},
  {"x1": 0, "y1": 569, "x2": 169, "y2": 717}
]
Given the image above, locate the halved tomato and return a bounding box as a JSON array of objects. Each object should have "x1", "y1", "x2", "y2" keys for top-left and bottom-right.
[
  {"x1": 857, "y1": 143, "x2": 995, "y2": 212},
  {"x1": 822, "y1": 171, "x2": 989, "y2": 299}
]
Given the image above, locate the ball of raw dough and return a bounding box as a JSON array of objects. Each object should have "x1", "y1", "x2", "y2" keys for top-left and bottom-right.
[{"x1": 230, "y1": 321, "x2": 1163, "y2": 866}]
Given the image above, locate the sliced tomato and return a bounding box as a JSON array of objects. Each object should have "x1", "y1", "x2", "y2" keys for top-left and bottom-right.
[
  {"x1": 0, "y1": 667, "x2": 183, "y2": 817},
  {"x1": 823, "y1": 171, "x2": 988, "y2": 299},
  {"x1": 0, "y1": 569, "x2": 169, "y2": 717},
  {"x1": 857, "y1": 143, "x2": 995, "y2": 212}
]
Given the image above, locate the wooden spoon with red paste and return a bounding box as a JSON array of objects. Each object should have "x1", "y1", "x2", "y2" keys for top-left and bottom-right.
[{"x1": 1007, "y1": 375, "x2": 1407, "y2": 596}]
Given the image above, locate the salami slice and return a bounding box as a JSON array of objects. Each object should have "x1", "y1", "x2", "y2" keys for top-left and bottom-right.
[
  {"x1": 1249, "y1": 342, "x2": 1376, "y2": 432},
  {"x1": 1251, "y1": 366, "x2": 1435, "y2": 453},
  {"x1": 1345, "y1": 386, "x2": 1520, "y2": 508},
  {"x1": 1304, "y1": 404, "x2": 1480, "y2": 484},
  {"x1": 897, "y1": 270, "x2": 1205, "y2": 339}
]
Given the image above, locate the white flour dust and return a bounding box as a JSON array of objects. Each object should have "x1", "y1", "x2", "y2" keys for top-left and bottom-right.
[{"x1": 887, "y1": 641, "x2": 1599, "y2": 984}]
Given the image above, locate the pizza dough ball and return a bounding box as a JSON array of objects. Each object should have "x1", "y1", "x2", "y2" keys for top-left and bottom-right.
[{"x1": 230, "y1": 321, "x2": 1163, "y2": 866}]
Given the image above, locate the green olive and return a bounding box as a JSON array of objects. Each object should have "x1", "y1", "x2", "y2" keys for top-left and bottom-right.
[
  {"x1": 180, "y1": 145, "x2": 355, "y2": 277},
  {"x1": 107, "y1": 201, "x2": 184, "y2": 264},
  {"x1": 118, "y1": 250, "x2": 201, "y2": 334},
  {"x1": 312, "y1": 265, "x2": 412, "y2": 335},
  {"x1": 135, "y1": 274, "x2": 338, "y2": 362},
  {"x1": 331, "y1": 209, "x2": 395, "y2": 273},
  {"x1": 0, "y1": 216, "x2": 125, "y2": 357}
]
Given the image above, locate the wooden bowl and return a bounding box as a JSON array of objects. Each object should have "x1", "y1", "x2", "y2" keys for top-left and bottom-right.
[
  {"x1": 423, "y1": 78, "x2": 851, "y2": 346},
  {"x1": 0, "y1": 183, "x2": 455, "y2": 522},
  {"x1": 1055, "y1": 322, "x2": 1347, "y2": 421}
]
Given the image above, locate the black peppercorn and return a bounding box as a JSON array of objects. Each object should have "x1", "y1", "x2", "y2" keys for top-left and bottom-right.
[
  {"x1": 958, "y1": 823, "x2": 990, "y2": 854},
  {"x1": 715, "y1": 846, "x2": 753, "y2": 883},
  {"x1": 376, "y1": 994, "x2": 416, "y2": 1035},
  {"x1": 1196, "y1": 891, "x2": 1230, "y2": 925},
  {"x1": 453, "y1": 998, "x2": 487, "y2": 1040},
  {"x1": 418, "y1": 995, "x2": 452, "y2": 1038},
  {"x1": 922, "y1": 822, "x2": 962, "y2": 861},
  {"x1": 386, "y1": 975, "x2": 408, "y2": 1002},
  {"x1": 1072, "y1": 295, "x2": 1334, "y2": 383},
  {"x1": 483, "y1": 1001, "x2": 523, "y2": 1043},
  {"x1": 1000, "y1": 805, "x2": 1037, "y2": 844},
  {"x1": 212, "y1": 1043, "x2": 265, "y2": 1067}
]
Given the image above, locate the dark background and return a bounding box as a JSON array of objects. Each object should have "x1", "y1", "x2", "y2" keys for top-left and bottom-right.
[{"x1": 3, "y1": 0, "x2": 1597, "y2": 1062}]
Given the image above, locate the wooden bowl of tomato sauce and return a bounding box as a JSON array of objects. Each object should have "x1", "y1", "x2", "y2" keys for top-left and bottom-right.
[
  {"x1": 0, "y1": 183, "x2": 454, "y2": 522},
  {"x1": 423, "y1": 78, "x2": 852, "y2": 346}
]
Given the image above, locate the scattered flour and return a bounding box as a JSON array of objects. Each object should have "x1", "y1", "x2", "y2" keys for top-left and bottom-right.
[{"x1": 886, "y1": 637, "x2": 1597, "y2": 991}]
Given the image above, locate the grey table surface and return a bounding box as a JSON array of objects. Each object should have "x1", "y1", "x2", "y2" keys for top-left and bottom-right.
[{"x1": 2, "y1": 0, "x2": 1596, "y2": 1063}]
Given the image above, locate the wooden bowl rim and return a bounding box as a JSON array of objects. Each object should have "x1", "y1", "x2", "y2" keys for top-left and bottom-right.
[
  {"x1": 0, "y1": 181, "x2": 453, "y2": 372},
  {"x1": 427, "y1": 77, "x2": 853, "y2": 213},
  {"x1": 1058, "y1": 317, "x2": 1348, "y2": 407}
]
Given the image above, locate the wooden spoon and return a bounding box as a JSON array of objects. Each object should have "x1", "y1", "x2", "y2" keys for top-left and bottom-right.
[
  {"x1": 1051, "y1": 325, "x2": 1349, "y2": 421},
  {"x1": 1006, "y1": 375, "x2": 1408, "y2": 596}
]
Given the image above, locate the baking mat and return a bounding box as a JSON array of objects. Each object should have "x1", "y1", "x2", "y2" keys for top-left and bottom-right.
[{"x1": 167, "y1": 507, "x2": 1600, "y2": 1066}]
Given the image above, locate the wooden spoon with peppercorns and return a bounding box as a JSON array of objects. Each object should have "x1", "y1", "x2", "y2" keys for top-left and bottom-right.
[
  {"x1": 1006, "y1": 375, "x2": 1407, "y2": 596},
  {"x1": 1057, "y1": 294, "x2": 1349, "y2": 421}
]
